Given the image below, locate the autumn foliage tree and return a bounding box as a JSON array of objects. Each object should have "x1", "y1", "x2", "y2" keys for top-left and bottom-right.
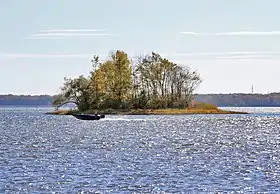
[
  {"x1": 53, "y1": 50, "x2": 202, "y2": 111},
  {"x1": 132, "y1": 52, "x2": 201, "y2": 108}
]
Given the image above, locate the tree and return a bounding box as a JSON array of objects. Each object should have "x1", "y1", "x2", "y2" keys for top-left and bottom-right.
[
  {"x1": 54, "y1": 50, "x2": 202, "y2": 111},
  {"x1": 53, "y1": 75, "x2": 91, "y2": 111},
  {"x1": 110, "y1": 50, "x2": 133, "y2": 107},
  {"x1": 133, "y1": 52, "x2": 202, "y2": 108}
]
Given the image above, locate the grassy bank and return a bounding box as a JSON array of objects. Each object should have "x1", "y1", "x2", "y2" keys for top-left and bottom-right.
[{"x1": 125, "y1": 108, "x2": 248, "y2": 115}]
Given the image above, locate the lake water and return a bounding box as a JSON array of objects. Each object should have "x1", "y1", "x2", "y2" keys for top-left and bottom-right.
[{"x1": 1, "y1": 107, "x2": 280, "y2": 193}]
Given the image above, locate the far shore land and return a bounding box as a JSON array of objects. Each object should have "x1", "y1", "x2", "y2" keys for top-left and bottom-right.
[{"x1": 46, "y1": 107, "x2": 249, "y2": 115}]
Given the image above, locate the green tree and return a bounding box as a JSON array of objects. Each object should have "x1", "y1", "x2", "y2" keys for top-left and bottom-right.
[{"x1": 53, "y1": 75, "x2": 91, "y2": 111}]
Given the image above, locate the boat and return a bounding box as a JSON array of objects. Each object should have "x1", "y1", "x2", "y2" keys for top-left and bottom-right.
[{"x1": 71, "y1": 113, "x2": 105, "y2": 120}]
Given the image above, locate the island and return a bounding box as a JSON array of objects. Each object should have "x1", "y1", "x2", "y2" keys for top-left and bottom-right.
[{"x1": 47, "y1": 50, "x2": 248, "y2": 115}]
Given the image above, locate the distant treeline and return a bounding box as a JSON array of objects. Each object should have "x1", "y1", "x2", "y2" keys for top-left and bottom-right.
[
  {"x1": 0, "y1": 94, "x2": 54, "y2": 106},
  {"x1": 195, "y1": 93, "x2": 280, "y2": 107},
  {"x1": 2, "y1": 93, "x2": 280, "y2": 107}
]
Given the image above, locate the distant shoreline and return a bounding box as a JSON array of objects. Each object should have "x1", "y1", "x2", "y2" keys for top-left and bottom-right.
[
  {"x1": 2, "y1": 93, "x2": 280, "y2": 107},
  {"x1": 1, "y1": 105, "x2": 280, "y2": 109}
]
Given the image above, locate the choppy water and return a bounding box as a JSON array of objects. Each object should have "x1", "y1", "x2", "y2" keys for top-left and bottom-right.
[{"x1": 1, "y1": 107, "x2": 280, "y2": 193}]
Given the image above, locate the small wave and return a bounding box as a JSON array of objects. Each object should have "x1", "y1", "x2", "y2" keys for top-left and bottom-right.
[{"x1": 102, "y1": 117, "x2": 146, "y2": 121}]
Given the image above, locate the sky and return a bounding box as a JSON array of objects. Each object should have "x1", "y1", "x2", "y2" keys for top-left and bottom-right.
[{"x1": 1, "y1": 0, "x2": 280, "y2": 95}]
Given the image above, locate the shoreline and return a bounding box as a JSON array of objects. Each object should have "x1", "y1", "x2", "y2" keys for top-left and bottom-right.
[{"x1": 45, "y1": 108, "x2": 249, "y2": 115}]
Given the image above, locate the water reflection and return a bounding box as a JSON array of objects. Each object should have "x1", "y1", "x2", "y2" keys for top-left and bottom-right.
[{"x1": 1, "y1": 107, "x2": 280, "y2": 193}]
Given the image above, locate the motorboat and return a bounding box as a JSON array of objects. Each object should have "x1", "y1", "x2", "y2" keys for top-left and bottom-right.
[{"x1": 72, "y1": 113, "x2": 105, "y2": 120}]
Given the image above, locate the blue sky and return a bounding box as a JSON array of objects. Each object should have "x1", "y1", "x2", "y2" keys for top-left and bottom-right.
[{"x1": 1, "y1": 0, "x2": 280, "y2": 95}]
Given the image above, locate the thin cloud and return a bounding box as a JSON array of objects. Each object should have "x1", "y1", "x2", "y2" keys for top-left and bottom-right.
[
  {"x1": 25, "y1": 36, "x2": 68, "y2": 40},
  {"x1": 215, "y1": 55, "x2": 274, "y2": 59},
  {"x1": 39, "y1": 29, "x2": 106, "y2": 33},
  {"x1": 179, "y1": 32, "x2": 204, "y2": 35},
  {"x1": 28, "y1": 33, "x2": 117, "y2": 39},
  {"x1": 27, "y1": 28, "x2": 118, "y2": 39},
  {"x1": 0, "y1": 53, "x2": 92, "y2": 58},
  {"x1": 165, "y1": 51, "x2": 280, "y2": 56},
  {"x1": 162, "y1": 51, "x2": 280, "y2": 60},
  {"x1": 215, "y1": 31, "x2": 280, "y2": 36},
  {"x1": 180, "y1": 31, "x2": 280, "y2": 36}
]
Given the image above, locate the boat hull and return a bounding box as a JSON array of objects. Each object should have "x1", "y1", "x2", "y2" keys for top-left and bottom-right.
[{"x1": 72, "y1": 114, "x2": 105, "y2": 120}]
